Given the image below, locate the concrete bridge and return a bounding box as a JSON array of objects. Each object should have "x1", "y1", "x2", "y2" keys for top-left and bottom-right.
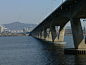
[{"x1": 31, "y1": 0, "x2": 86, "y2": 54}]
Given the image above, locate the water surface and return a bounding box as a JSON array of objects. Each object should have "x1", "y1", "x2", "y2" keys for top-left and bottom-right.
[{"x1": 0, "y1": 36, "x2": 86, "y2": 65}]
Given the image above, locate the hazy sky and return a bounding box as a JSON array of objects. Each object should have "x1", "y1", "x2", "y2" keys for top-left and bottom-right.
[
  {"x1": 0, "y1": 0, "x2": 85, "y2": 27},
  {"x1": 0, "y1": 0, "x2": 66, "y2": 24}
]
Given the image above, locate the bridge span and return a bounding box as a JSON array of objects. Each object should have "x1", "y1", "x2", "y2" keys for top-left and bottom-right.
[{"x1": 31, "y1": 0, "x2": 86, "y2": 54}]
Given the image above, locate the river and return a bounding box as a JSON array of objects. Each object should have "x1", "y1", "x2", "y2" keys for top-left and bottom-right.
[{"x1": 0, "y1": 36, "x2": 86, "y2": 65}]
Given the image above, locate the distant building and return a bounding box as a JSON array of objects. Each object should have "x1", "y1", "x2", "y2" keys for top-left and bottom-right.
[
  {"x1": 0, "y1": 25, "x2": 5, "y2": 33},
  {"x1": 65, "y1": 29, "x2": 72, "y2": 34},
  {"x1": 10, "y1": 30, "x2": 17, "y2": 33},
  {"x1": 23, "y1": 27, "x2": 28, "y2": 32},
  {"x1": 4, "y1": 28, "x2": 9, "y2": 32}
]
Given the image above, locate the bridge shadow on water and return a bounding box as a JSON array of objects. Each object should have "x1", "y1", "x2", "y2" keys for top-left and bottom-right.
[
  {"x1": 0, "y1": 36, "x2": 86, "y2": 65},
  {"x1": 32, "y1": 36, "x2": 86, "y2": 65}
]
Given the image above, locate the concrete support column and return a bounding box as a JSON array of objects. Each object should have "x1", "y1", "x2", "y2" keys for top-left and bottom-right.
[
  {"x1": 36, "y1": 30, "x2": 39, "y2": 38},
  {"x1": 50, "y1": 25, "x2": 57, "y2": 42},
  {"x1": 33, "y1": 33, "x2": 35, "y2": 37},
  {"x1": 58, "y1": 26, "x2": 65, "y2": 42},
  {"x1": 49, "y1": 31, "x2": 52, "y2": 39},
  {"x1": 41, "y1": 31, "x2": 44, "y2": 39},
  {"x1": 38, "y1": 29, "x2": 40, "y2": 38},
  {"x1": 43, "y1": 28, "x2": 47, "y2": 39},
  {"x1": 35, "y1": 31, "x2": 37, "y2": 37},
  {"x1": 42, "y1": 31, "x2": 44, "y2": 39},
  {"x1": 35, "y1": 32, "x2": 37, "y2": 37},
  {"x1": 39, "y1": 29, "x2": 42, "y2": 39},
  {"x1": 70, "y1": 18, "x2": 86, "y2": 49},
  {"x1": 50, "y1": 25, "x2": 65, "y2": 42},
  {"x1": 31, "y1": 33, "x2": 33, "y2": 36},
  {"x1": 32, "y1": 32, "x2": 35, "y2": 37}
]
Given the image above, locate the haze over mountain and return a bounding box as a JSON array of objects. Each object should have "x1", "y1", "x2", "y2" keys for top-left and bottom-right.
[
  {"x1": 2, "y1": 22, "x2": 85, "y2": 31},
  {"x1": 3, "y1": 22, "x2": 37, "y2": 31}
]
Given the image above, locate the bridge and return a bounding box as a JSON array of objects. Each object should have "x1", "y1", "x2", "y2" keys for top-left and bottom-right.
[{"x1": 31, "y1": 0, "x2": 86, "y2": 54}]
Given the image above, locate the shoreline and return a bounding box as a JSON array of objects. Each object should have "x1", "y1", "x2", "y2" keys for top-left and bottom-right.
[{"x1": 0, "y1": 34, "x2": 86, "y2": 37}]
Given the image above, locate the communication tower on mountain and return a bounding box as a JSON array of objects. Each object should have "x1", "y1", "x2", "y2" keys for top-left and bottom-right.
[{"x1": 20, "y1": 15, "x2": 22, "y2": 23}]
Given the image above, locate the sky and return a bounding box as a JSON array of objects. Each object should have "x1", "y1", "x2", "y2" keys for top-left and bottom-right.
[
  {"x1": 0, "y1": 0, "x2": 85, "y2": 27},
  {"x1": 0, "y1": 0, "x2": 65, "y2": 24}
]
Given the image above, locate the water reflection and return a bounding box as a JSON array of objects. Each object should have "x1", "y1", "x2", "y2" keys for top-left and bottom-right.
[
  {"x1": 47, "y1": 44, "x2": 66, "y2": 65},
  {"x1": 38, "y1": 38, "x2": 86, "y2": 65},
  {"x1": 39, "y1": 41, "x2": 68, "y2": 65},
  {"x1": 0, "y1": 36, "x2": 86, "y2": 65},
  {"x1": 74, "y1": 55, "x2": 86, "y2": 65}
]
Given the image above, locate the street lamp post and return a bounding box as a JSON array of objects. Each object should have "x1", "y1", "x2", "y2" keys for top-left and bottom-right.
[
  {"x1": 46, "y1": 8, "x2": 49, "y2": 16},
  {"x1": 62, "y1": 0, "x2": 63, "y2": 3},
  {"x1": 42, "y1": 13, "x2": 45, "y2": 20},
  {"x1": 51, "y1": 0, "x2": 56, "y2": 11}
]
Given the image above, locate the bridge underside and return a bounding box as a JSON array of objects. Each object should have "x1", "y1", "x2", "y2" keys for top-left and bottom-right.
[{"x1": 31, "y1": 0, "x2": 86, "y2": 49}]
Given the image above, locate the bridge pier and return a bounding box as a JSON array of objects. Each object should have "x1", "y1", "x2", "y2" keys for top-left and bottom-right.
[
  {"x1": 37, "y1": 29, "x2": 39, "y2": 38},
  {"x1": 70, "y1": 18, "x2": 86, "y2": 49},
  {"x1": 64, "y1": 18, "x2": 86, "y2": 54},
  {"x1": 41, "y1": 31, "x2": 44, "y2": 39},
  {"x1": 43, "y1": 28, "x2": 47, "y2": 39},
  {"x1": 50, "y1": 25, "x2": 65, "y2": 42},
  {"x1": 32, "y1": 32, "x2": 36, "y2": 37},
  {"x1": 39, "y1": 29, "x2": 43, "y2": 39},
  {"x1": 58, "y1": 26, "x2": 65, "y2": 42},
  {"x1": 35, "y1": 31, "x2": 38, "y2": 38},
  {"x1": 38, "y1": 29, "x2": 40, "y2": 38},
  {"x1": 48, "y1": 31, "x2": 52, "y2": 39}
]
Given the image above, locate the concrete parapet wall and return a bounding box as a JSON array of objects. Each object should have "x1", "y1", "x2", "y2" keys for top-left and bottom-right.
[{"x1": 64, "y1": 48, "x2": 86, "y2": 54}]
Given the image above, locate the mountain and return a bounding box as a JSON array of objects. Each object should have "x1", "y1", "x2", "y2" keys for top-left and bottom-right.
[
  {"x1": 3, "y1": 22, "x2": 85, "y2": 31},
  {"x1": 3, "y1": 22, "x2": 37, "y2": 30}
]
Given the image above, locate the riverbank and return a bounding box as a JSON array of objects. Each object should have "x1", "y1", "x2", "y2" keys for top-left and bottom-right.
[{"x1": 0, "y1": 33, "x2": 29, "y2": 37}]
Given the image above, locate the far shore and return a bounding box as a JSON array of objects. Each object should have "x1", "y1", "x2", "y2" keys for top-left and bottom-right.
[{"x1": 65, "y1": 34, "x2": 86, "y2": 35}]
